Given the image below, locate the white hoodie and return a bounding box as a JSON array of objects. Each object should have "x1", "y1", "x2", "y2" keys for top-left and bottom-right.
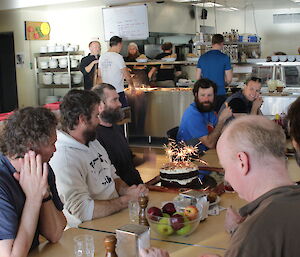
[{"x1": 49, "y1": 130, "x2": 119, "y2": 227}]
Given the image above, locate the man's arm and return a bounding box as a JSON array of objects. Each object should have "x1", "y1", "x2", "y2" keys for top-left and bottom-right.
[
  {"x1": 97, "y1": 67, "x2": 103, "y2": 84},
  {"x1": 92, "y1": 179, "x2": 148, "y2": 219},
  {"x1": 225, "y1": 69, "x2": 233, "y2": 85},
  {"x1": 148, "y1": 67, "x2": 157, "y2": 80},
  {"x1": 38, "y1": 200, "x2": 66, "y2": 243},
  {"x1": 200, "y1": 107, "x2": 232, "y2": 149},
  {"x1": 0, "y1": 152, "x2": 48, "y2": 257},
  {"x1": 196, "y1": 68, "x2": 202, "y2": 80},
  {"x1": 123, "y1": 67, "x2": 134, "y2": 88},
  {"x1": 250, "y1": 97, "x2": 263, "y2": 115},
  {"x1": 84, "y1": 60, "x2": 98, "y2": 74}
]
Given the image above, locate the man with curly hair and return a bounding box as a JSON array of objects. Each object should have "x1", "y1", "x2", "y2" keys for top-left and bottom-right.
[
  {"x1": 0, "y1": 107, "x2": 66, "y2": 256},
  {"x1": 50, "y1": 89, "x2": 148, "y2": 227}
]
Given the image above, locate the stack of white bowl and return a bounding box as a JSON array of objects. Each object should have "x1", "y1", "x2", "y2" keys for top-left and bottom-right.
[
  {"x1": 55, "y1": 45, "x2": 64, "y2": 52},
  {"x1": 47, "y1": 43, "x2": 56, "y2": 53},
  {"x1": 53, "y1": 73, "x2": 62, "y2": 85},
  {"x1": 71, "y1": 58, "x2": 79, "y2": 68},
  {"x1": 72, "y1": 74, "x2": 82, "y2": 84},
  {"x1": 39, "y1": 60, "x2": 48, "y2": 69},
  {"x1": 40, "y1": 46, "x2": 48, "y2": 53},
  {"x1": 61, "y1": 73, "x2": 70, "y2": 84},
  {"x1": 49, "y1": 59, "x2": 58, "y2": 69},
  {"x1": 59, "y1": 58, "x2": 68, "y2": 68},
  {"x1": 43, "y1": 73, "x2": 53, "y2": 85}
]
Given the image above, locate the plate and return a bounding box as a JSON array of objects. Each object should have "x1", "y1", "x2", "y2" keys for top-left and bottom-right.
[
  {"x1": 209, "y1": 196, "x2": 220, "y2": 206},
  {"x1": 186, "y1": 57, "x2": 199, "y2": 62},
  {"x1": 162, "y1": 57, "x2": 176, "y2": 62},
  {"x1": 136, "y1": 59, "x2": 148, "y2": 63}
]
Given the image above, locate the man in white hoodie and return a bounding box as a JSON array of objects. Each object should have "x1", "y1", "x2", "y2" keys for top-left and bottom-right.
[{"x1": 50, "y1": 89, "x2": 148, "y2": 227}]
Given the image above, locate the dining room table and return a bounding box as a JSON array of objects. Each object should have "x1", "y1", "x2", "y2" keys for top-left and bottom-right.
[{"x1": 28, "y1": 227, "x2": 226, "y2": 257}]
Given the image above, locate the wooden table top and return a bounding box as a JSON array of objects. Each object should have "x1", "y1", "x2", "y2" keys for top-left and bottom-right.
[
  {"x1": 29, "y1": 228, "x2": 225, "y2": 257},
  {"x1": 79, "y1": 191, "x2": 246, "y2": 250}
]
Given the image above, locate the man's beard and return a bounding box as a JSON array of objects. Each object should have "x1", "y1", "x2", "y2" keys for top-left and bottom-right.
[
  {"x1": 83, "y1": 127, "x2": 96, "y2": 144},
  {"x1": 100, "y1": 107, "x2": 124, "y2": 124},
  {"x1": 195, "y1": 97, "x2": 214, "y2": 112}
]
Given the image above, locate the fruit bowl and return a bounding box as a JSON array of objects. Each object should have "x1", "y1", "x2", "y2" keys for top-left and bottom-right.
[{"x1": 147, "y1": 202, "x2": 201, "y2": 237}]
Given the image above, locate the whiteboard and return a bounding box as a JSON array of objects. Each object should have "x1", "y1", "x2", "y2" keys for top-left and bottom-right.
[{"x1": 102, "y1": 4, "x2": 149, "y2": 41}]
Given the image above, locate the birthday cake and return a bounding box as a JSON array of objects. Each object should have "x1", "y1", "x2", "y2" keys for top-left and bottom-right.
[{"x1": 160, "y1": 162, "x2": 201, "y2": 188}]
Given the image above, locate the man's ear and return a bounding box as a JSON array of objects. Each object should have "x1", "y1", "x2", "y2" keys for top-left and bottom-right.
[
  {"x1": 98, "y1": 101, "x2": 105, "y2": 113},
  {"x1": 78, "y1": 114, "x2": 87, "y2": 125},
  {"x1": 236, "y1": 151, "x2": 250, "y2": 176}
]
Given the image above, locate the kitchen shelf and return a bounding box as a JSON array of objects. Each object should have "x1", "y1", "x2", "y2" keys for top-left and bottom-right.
[{"x1": 34, "y1": 51, "x2": 84, "y2": 105}]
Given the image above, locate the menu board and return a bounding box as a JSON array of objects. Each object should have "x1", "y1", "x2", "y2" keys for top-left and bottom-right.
[{"x1": 102, "y1": 4, "x2": 149, "y2": 41}]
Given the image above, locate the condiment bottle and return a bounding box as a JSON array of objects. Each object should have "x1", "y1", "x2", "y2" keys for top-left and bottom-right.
[{"x1": 104, "y1": 235, "x2": 118, "y2": 257}]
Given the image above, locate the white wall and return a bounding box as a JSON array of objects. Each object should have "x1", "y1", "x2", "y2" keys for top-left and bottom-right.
[
  {"x1": 199, "y1": 7, "x2": 300, "y2": 57},
  {"x1": 0, "y1": 5, "x2": 108, "y2": 107}
]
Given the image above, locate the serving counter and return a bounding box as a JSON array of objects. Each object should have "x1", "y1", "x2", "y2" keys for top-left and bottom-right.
[{"x1": 126, "y1": 88, "x2": 193, "y2": 138}]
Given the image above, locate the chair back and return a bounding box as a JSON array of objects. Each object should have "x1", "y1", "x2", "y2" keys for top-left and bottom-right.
[{"x1": 166, "y1": 126, "x2": 179, "y2": 141}]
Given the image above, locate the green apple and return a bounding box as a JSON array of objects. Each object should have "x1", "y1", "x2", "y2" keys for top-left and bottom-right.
[
  {"x1": 176, "y1": 217, "x2": 192, "y2": 236},
  {"x1": 162, "y1": 213, "x2": 170, "y2": 218},
  {"x1": 156, "y1": 217, "x2": 174, "y2": 236}
]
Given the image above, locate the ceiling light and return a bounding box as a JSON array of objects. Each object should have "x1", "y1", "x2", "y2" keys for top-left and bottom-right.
[
  {"x1": 290, "y1": 0, "x2": 300, "y2": 3},
  {"x1": 192, "y1": 2, "x2": 223, "y2": 7},
  {"x1": 218, "y1": 7, "x2": 239, "y2": 11}
]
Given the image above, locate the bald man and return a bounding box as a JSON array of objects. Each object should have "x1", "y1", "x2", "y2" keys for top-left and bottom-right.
[
  {"x1": 287, "y1": 96, "x2": 300, "y2": 165},
  {"x1": 141, "y1": 116, "x2": 300, "y2": 257}
]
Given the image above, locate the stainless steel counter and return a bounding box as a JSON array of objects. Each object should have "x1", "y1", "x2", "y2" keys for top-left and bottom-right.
[{"x1": 126, "y1": 88, "x2": 193, "y2": 137}]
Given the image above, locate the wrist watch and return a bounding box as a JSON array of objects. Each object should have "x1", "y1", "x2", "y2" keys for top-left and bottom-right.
[{"x1": 42, "y1": 189, "x2": 53, "y2": 203}]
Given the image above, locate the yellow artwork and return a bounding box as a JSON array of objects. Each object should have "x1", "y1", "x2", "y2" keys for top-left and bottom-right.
[{"x1": 25, "y1": 21, "x2": 50, "y2": 40}]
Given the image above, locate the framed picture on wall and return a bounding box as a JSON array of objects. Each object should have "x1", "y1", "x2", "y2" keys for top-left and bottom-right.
[{"x1": 25, "y1": 21, "x2": 50, "y2": 40}]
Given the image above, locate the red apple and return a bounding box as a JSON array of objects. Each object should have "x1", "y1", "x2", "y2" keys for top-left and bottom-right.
[
  {"x1": 184, "y1": 205, "x2": 199, "y2": 220},
  {"x1": 27, "y1": 26, "x2": 34, "y2": 32},
  {"x1": 170, "y1": 213, "x2": 184, "y2": 231},
  {"x1": 162, "y1": 202, "x2": 176, "y2": 216},
  {"x1": 34, "y1": 33, "x2": 39, "y2": 39},
  {"x1": 147, "y1": 206, "x2": 162, "y2": 221}
]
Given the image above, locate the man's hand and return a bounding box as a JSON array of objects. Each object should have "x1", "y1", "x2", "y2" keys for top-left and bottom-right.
[
  {"x1": 218, "y1": 106, "x2": 232, "y2": 123},
  {"x1": 143, "y1": 150, "x2": 156, "y2": 165},
  {"x1": 92, "y1": 60, "x2": 99, "y2": 65},
  {"x1": 14, "y1": 151, "x2": 49, "y2": 203},
  {"x1": 140, "y1": 247, "x2": 170, "y2": 257},
  {"x1": 125, "y1": 184, "x2": 149, "y2": 201},
  {"x1": 224, "y1": 206, "x2": 245, "y2": 235},
  {"x1": 251, "y1": 96, "x2": 263, "y2": 114}
]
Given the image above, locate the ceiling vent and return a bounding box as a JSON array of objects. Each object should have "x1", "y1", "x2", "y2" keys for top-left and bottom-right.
[{"x1": 273, "y1": 13, "x2": 300, "y2": 24}]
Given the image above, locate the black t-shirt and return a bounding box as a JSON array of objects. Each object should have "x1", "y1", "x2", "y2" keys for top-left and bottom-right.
[
  {"x1": 229, "y1": 93, "x2": 252, "y2": 113},
  {"x1": 95, "y1": 124, "x2": 143, "y2": 186},
  {"x1": 79, "y1": 54, "x2": 99, "y2": 90},
  {"x1": 154, "y1": 52, "x2": 176, "y2": 81}
]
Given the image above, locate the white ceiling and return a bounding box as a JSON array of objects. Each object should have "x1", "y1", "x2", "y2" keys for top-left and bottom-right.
[{"x1": 1, "y1": 0, "x2": 300, "y2": 11}]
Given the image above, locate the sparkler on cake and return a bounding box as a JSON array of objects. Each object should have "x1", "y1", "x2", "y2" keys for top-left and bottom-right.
[{"x1": 160, "y1": 139, "x2": 208, "y2": 189}]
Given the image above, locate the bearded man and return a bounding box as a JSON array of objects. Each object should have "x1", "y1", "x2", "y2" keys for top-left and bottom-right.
[
  {"x1": 49, "y1": 89, "x2": 148, "y2": 228},
  {"x1": 92, "y1": 83, "x2": 152, "y2": 186},
  {"x1": 177, "y1": 78, "x2": 232, "y2": 151}
]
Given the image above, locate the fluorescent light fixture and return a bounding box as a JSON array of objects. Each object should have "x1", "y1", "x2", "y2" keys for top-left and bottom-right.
[
  {"x1": 192, "y1": 2, "x2": 223, "y2": 7},
  {"x1": 218, "y1": 7, "x2": 239, "y2": 11},
  {"x1": 290, "y1": 0, "x2": 300, "y2": 3}
]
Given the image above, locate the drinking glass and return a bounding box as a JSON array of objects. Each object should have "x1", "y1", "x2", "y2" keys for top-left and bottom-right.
[
  {"x1": 128, "y1": 200, "x2": 140, "y2": 223},
  {"x1": 224, "y1": 180, "x2": 235, "y2": 193},
  {"x1": 74, "y1": 234, "x2": 94, "y2": 257}
]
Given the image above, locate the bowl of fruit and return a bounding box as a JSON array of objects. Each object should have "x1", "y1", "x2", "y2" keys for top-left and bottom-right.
[{"x1": 147, "y1": 202, "x2": 201, "y2": 237}]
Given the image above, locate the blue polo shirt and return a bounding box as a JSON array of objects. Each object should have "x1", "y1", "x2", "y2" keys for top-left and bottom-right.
[
  {"x1": 197, "y1": 50, "x2": 231, "y2": 95},
  {"x1": 177, "y1": 102, "x2": 218, "y2": 151},
  {"x1": 0, "y1": 154, "x2": 63, "y2": 249}
]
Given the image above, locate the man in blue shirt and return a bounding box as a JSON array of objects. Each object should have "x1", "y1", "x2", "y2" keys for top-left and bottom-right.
[
  {"x1": 0, "y1": 107, "x2": 66, "y2": 256},
  {"x1": 177, "y1": 78, "x2": 232, "y2": 151},
  {"x1": 196, "y1": 34, "x2": 233, "y2": 112}
]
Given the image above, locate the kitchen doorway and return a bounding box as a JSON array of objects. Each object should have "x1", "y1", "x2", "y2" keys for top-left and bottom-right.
[{"x1": 0, "y1": 32, "x2": 18, "y2": 113}]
